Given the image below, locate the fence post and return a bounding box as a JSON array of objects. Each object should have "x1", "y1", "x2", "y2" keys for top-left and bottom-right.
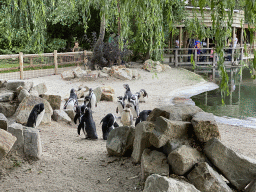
[
  {"x1": 54, "y1": 50, "x2": 58, "y2": 75},
  {"x1": 194, "y1": 49, "x2": 197, "y2": 66},
  {"x1": 30, "y1": 57, "x2": 33, "y2": 66},
  {"x1": 83, "y1": 50, "x2": 87, "y2": 69},
  {"x1": 19, "y1": 52, "x2": 24, "y2": 80},
  {"x1": 231, "y1": 48, "x2": 234, "y2": 62},
  {"x1": 175, "y1": 49, "x2": 178, "y2": 67}
]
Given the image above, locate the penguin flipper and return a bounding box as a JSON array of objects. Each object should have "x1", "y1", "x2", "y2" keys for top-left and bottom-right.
[
  {"x1": 116, "y1": 107, "x2": 118, "y2": 114},
  {"x1": 74, "y1": 114, "x2": 79, "y2": 124},
  {"x1": 78, "y1": 122, "x2": 83, "y2": 135},
  {"x1": 114, "y1": 122, "x2": 119, "y2": 127}
]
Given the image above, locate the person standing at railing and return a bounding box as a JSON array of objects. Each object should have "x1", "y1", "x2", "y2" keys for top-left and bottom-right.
[
  {"x1": 73, "y1": 41, "x2": 82, "y2": 65},
  {"x1": 194, "y1": 40, "x2": 201, "y2": 62}
]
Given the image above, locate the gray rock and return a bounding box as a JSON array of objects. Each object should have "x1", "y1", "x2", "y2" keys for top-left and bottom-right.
[
  {"x1": 41, "y1": 94, "x2": 61, "y2": 110},
  {"x1": 0, "y1": 113, "x2": 8, "y2": 130},
  {"x1": 99, "y1": 71, "x2": 109, "y2": 78},
  {"x1": 6, "y1": 80, "x2": 33, "y2": 91},
  {"x1": 187, "y1": 162, "x2": 233, "y2": 192},
  {"x1": 0, "y1": 91, "x2": 14, "y2": 102},
  {"x1": 7, "y1": 123, "x2": 24, "y2": 150},
  {"x1": 149, "y1": 116, "x2": 191, "y2": 148},
  {"x1": 30, "y1": 83, "x2": 47, "y2": 95},
  {"x1": 18, "y1": 89, "x2": 30, "y2": 102},
  {"x1": 15, "y1": 95, "x2": 53, "y2": 125},
  {"x1": 147, "y1": 105, "x2": 203, "y2": 122},
  {"x1": 106, "y1": 126, "x2": 135, "y2": 156},
  {"x1": 93, "y1": 87, "x2": 102, "y2": 103},
  {"x1": 64, "y1": 109, "x2": 75, "y2": 121},
  {"x1": 52, "y1": 110, "x2": 72, "y2": 123},
  {"x1": 0, "y1": 102, "x2": 18, "y2": 117},
  {"x1": 168, "y1": 145, "x2": 205, "y2": 175},
  {"x1": 191, "y1": 112, "x2": 221, "y2": 143},
  {"x1": 29, "y1": 90, "x2": 39, "y2": 97},
  {"x1": 204, "y1": 138, "x2": 256, "y2": 190},
  {"x1": 131, "y1": 121, "x2": 155, "y2": 163},
  {"x1": 61, "y1": 70, "x2": 74, "y2": 80},
  {"x1": 245, "y1": 180, "x2": 256, "y2": 192},
  {"x1": 141, "y1": 149, "x2": 169, "y2": 180},
  {"x1": 0, "y1": 129, "x2": 17, "y2": 160},
  {"x1": 102, "y1": 67, "x2": 111, "y2": 74},
  {"x1": 101, "y1": 92, "x2": 115, "y2": 101},
  {"x1": 110, "y1": 67, "x2": 132, "y2": 80},
  {"x1": 0, "y1": 79, "x2": 7, "y2": 88},
  {"x1": 162, "y1": 139, "x2": 190, "y2": 156},
  {"x1": 23, "y1": 127, "x2": 42, "y2": 160},
  {"x1": 73, "y1": 67, "x2": 87, "y2": 78},
  {"x1": 143, "y1": 174, "x2": 200, "y2": 192},
  {"x1": 81, "y1": 74, "x2": 98, "y2": 81}
]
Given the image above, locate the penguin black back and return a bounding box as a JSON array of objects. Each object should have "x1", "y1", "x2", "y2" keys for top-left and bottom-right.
[
  {"x1": 135, "y1": 110, "x2": 152, "y2": 126},
  {"x1": 27, "y1": 103, "x2": 45, "y2": 127},
  {"x1": 100, "y1": 113, "x2": 119, "y2": 140}
]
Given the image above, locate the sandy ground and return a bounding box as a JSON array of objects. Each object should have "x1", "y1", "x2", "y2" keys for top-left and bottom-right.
[{"x1": 0, "y1": 66, "x2": 256, "y2": 192}]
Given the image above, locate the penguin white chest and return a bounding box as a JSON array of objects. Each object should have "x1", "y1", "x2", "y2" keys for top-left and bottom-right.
[
  {"x1": 66, "y1": 100, "x2": 75, "y2": 110},
  {"x1": 121, "y1": 109, "x2": 133, "y2": 126},
  {"x1": 35, "y1": 109, "x2": 45, "y2": 128},
  {"x1": 91, "y1": 93, "x2": 97, "y2": 109}
]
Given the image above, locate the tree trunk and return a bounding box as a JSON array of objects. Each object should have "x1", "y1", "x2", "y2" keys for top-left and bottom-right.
[{"x1": 117, "y1": 0, "x2": 121, "y2": 65}]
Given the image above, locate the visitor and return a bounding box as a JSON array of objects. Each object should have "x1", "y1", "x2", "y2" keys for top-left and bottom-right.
[
  {"x1": 194, "y1": 40, "x2": 201, "y2": 61},
  {"x1": 187, "y1": 38, "x2": 195, "y2": 62},
  {"x1": 175, "y1": 39, "x2": 179, "y2": 48},
  {"x1": 72, "y1": 41, "x2": 82, "y2": 65}
]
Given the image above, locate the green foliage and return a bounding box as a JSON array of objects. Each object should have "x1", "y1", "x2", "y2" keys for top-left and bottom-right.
[{"x1": 44, "y1": 38, "x2": 67, "y2": 53}]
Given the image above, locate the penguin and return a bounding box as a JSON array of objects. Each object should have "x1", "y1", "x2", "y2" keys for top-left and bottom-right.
[
  {"x1": 64, "y1": 88, "x2": 78, "y2": 110},
  {"x1": 121, "y1": 104, "x2": 133, "y2": 126},
  {"x1": 135, "y1": 110, "x2": 152, "y2": 126},
  {"x1": 138, "y1": 89, "x2": 148, "y2": 103},
  {"x1": 27, "y1": 103, "x2": 45, "y2": 128},
  {"x1": 100, "y1": 113, "x2": 119, "y2": 140},
  {"x1": 77, "y1": 107, "x2": 98, "y2": 139},
  {"x1": 116, "y1": 96, "x2": 124, "y2": 114},
  {"x1": 129, "y1": 95, "x2": 140, "y2": 118},
  {"x1": 123, "y1": 84, "x2": 132, "y2": 102},
  {"x1": 84, "y1": 88, "x2": 97, "y2": 110},
  {"x1": 74, "y1": 104, "x2": 86, "y2": 124}
]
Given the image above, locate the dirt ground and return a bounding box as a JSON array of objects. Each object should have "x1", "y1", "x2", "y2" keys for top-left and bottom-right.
[{"x1": 1, "y1": 66, "x2": 256, "y2": 192}]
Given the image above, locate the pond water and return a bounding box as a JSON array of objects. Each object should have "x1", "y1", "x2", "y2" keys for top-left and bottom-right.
[{"x1": 191, "y1": 66, "x2": 256, "y2": 120}]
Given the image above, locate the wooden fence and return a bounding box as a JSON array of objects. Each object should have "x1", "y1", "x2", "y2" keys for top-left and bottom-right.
[{"x1": 0, "y1": 50, "x2": 93, "y2": 80}]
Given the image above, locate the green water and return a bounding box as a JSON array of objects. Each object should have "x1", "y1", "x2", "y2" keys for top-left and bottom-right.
[{"x1": 191, "y1": 67, "x2": 256, "y2": 119}]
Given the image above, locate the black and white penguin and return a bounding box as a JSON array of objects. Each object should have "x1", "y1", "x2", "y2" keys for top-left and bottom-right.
[
  {"x1": 116, "y1": 96, "x2": 124, "y2": 114},
  {"x1": 27, "y1": 103, "x2": 45, "y2": 128},
  {"x1": 129, "y1": 94, "x2": 140, "y2": 118},
  {"x1": 123, "y1": 84, "x2": 132, "y2": 102},
  {"x1": 77, "y1": 107, "x2": 98, "y2": 139},
  {"x1": 138, "y1": 89, "x2": 148, "y2": 103},
  {"x1": 84, "y1": 88, "x2": 97, "y2": 110},
  {"x1": 100, "y1": 113, "x2": 119, "y2": 140},
  {"x1": 64, "y1": 88, "x2": 78, "y2": 110},
  {"x1": 74, "y1": 105, "x2": 86, "y2": 124},
  {"x1": 135, "y1": 110, "x2": 152, "y2": 126},
  {"x1": 121, "y1": 104, "x2": 133, "y2": 126}
]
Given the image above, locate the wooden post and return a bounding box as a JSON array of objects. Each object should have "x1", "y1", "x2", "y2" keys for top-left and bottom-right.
[
  {"x1": 213, "y1": 52, "x2": 216, "y2": 67},
  {"x1": 83, "y1": 50, "x2": 87, "y2": 69},
  {"x1": 195, "y1": 49, "x2": 197, "y2": 66},
  {"x1": 19, "y1": 52, "x2": 23, "y2": 80},
  {"x1": 29, "y1": 57, "x2": 33, "y2": 66},
  {"x1": 241, "y1": 48, "x2": 243, "y2": 62},
  {"x1": 232, "y1": 27, "x2": 236, "y2": 62},
  {"x1": 207, "y1": 38, "x2": 209, "y2": 62},
  {"x1": 179, "y1": 27, "x2": 182, "y2": 62},
  {"x1": 175, "y1": 49, "x2": 178, "y2": 67},
  {"x1": 212, "y1": 67, "x2": 216, "y2": 82},
  {"x1": 54, "y1": 50, "x2": 58, "y2": 75},
  {"x1": 240, "y1": 27, "x2": 244, "y2": 47}
]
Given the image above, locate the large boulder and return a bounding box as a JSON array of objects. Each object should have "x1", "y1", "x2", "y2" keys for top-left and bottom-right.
[
  {"x1": 61, "y1": 70, "x2": 74, "y2": 80},
  {"x1": 204, "y1": 138, "x2": 256, "y2": 190},
  {"x1": 30, "y1": 83, "x2": 47, "y2": 95},
  {"x1": 6, "y1": 80, "x2": 33, "y2": 91},
  {"x1": 131, "y1": 121, "x2": 155, "y2": 163},
  {"x1": 0, "y1": 102, "x2": 18, "y2": 117},
  {"x1": 110, "y1": 67, "x2": 132, "y2": 80},
  {"x1": 41, "y1": 94, "x2": 61, "y2": 110},
  {"x1": 162, "y1": 138, "x2": 190, "y2": 156},
  {"x1": 73, "y1": 67, "x2": 87, "y2": 78},
  {"x1": 52, "y1": 110, "x2": 72, "y2": 123},
  {"x1": 0, "y1": 129, "x2": 17, "y2": 160},
  {"x1": 191, "y1": 112, "x2": 221, "y2": 143},
  {"x1": 23, "y1": 127, "x2": 42, "y2": 160},
  {"x1": 147, "y1": 105, "x2": 203, "y2": 122},
  {"x1": 141, "y1": 149, "x2": 169, "y2": 180},
  {"x1": 15, "y1": 95, "x2": 53, "y2": 125},
  {"x1": 245, "y1": 180, "x2": 256, "y2": 192},
  {"x1": 0, "y1": 113, "x2": 8, "y2": 130},
  {"x1": 0, "y1": 79, "x2": 7, "y2": 88},
  {"x1": 29, "y1": 90, "x2": 39, "y2": 97},
  {"x1": 168, "y1": 145, "x2": 205, "y2": 175},
  {"x1": 142, "y1": 60, "x2": 165, "y2": 73},
  {"x1": 149, "y1": 116, "x2": 191, "y2": 148},
  {"x1": 143, "y1": 174, "x2": 200, "y2": 192},
  {"x1": 106, "y1": 126, "x2": 135, "y2": 156},
  {"x1": 7, "y1": 123, "x2": 24, "y2": 150},
  {"x1": 18, "y1": 89, "x2": 30, "y2": 102},
  {"x1": 0, "y1": 91, "x2": 14, "y2": 102},
  {"x1": 93, "y1": 87, "x2": 102, "y2": 103},
  {"x1": 101, "y1": 86, "x2": 115, "y2": 102},
  {"x1": 187, "y1": 162, "x2": 233, "y2": 192},
  {"x1": 64, "y1": 109, "x2": 75, "y2": 121}
]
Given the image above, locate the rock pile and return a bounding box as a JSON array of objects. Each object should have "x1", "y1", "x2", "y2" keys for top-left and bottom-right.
[
  {"x1": 106, "y1": 105, "x2": 256, "y2": 191},
  {"x1": 142, "y1": 59, "x2": 171, "y2": 72}
]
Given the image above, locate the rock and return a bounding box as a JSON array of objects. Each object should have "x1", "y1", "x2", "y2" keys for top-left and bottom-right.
[
  {"x1": 6, "y1": 80, "x2": 33, "y2": 91},
  {"x1": 61, "y1": 70, "x2": 74, "y2": 80},
  {"x1": 101, "y1": 86, "x2": 115, "y2": 94},
  {"x1": 147, "y1": 105, "x2": 203, "y2": 122},
  {"x1": 29, "y1": 90, "x2": 39, "y2": 97},
  {"x1": 187, "y1": 162, "x2": 233, "y2": 192},
  {"x1": 168, "y1": 145, "x2": 205, "y2": 175},
  {"x1": 0, "y1": 113, "x2": 8, "y2": 130},
  {"x1": 0, "y1": 79, "x2": 7, "y2": 88},
  {"x1": 155, "y1": 64, "x2": 162, "y2": 72},
  {"x1": 101, "y1": 92, "x2": 115, "y2": 102},
  {"x1": 0, "y1": 129, "x2": 17, "y2": 160},
  {"x1": 0, "y1": 91, "x2": 14, "y2": 102},
  {"x1": 102, "y1": 67, "x2": 111, "y2": 74},
  {"x1": 7, "y1": 123, "x2": 24, "y2": 150},
  {"x1": 142, "y1": 60, "x2": 163, "y2": 73},
  {"x1": 93, "y1": 87, "x2": 102, "y2": 103},
  {"x1": 52, "y1": 110, "x2": 72, "y2": 123},
  {"x1": 76, "y1": 88, "x2": 86, "y2": 99},
  {"x1": 30, "y1": 83, "x2": 47, "y2": 95},
  {"x1": 141, "y1": 149, "x2": 169, "y2": 180},
  {"x1": 73, "y1": 67, "x2": 87, "y2": 78},
  {"x1": 161, "y1": 64, "x2": 171, "y2": 71},
  {"x1": 64, "y1": 109, "x2": 75, "y2": 121},
  {"x1": 125, "y1": 68, "x2": 133, "y2": 77},
  {"x1": 110, "y1": 67, "x2": 132, "y2": 80},
  {"x1": 143, "y1": 174, "x2": 200, "y2": 192},
  {"x1": 245, "y1": 180, "x2": 256, "y2": 192},
  {"x1": 131, "y1": 121, "x2": 155, "y2": 163},
  {"x1": 149, "y1": 116, "x2": 191, "y2": 148},
  {"x1": 106, "y1": 126, "x2": 135, "y2": 156},
  {"x1": 0, "y1": 102, "x2": 18, "y2": 117},
  {"x1": 204, "y1": 138, "x2": 256, "y2": 190},
  {"x1": 16, "y1": 86, "x2": 24, "y2": 94},
  {"x1": 18, "y1": 89, "x2": 30, "y2": 102},
  {"x1": 81, "y1": 74, "x2": 98, "y2": 81},
  {"x1": 23, "y1": 127, "x2": 42, "y2": 160},
  {"x1": 132, "y1": 69, "x2": 140, "y2": 79},
  {"x1": 99, "y1": 71, "x2": 109, "y2": 78},
  {"x1": 162, "y1": 139, "x2": 190, "y2": 156},
  {"x1": 191, "y1": 112, "x2": 221, "y2": 143},
  {"x1": 87, "y1": 70, "x2": 99, "y2": 77},
  {"x1": 41, "y1": 94, "x2": 61, "y2": 110},
  {"x1": 15, "y1": 95, "x2": 53, "y2": 125}
]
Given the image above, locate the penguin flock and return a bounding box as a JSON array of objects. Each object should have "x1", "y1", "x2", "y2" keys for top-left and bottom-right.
[{"x1": 62, "y1": 84, "x2": 151, "y2": 141}]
